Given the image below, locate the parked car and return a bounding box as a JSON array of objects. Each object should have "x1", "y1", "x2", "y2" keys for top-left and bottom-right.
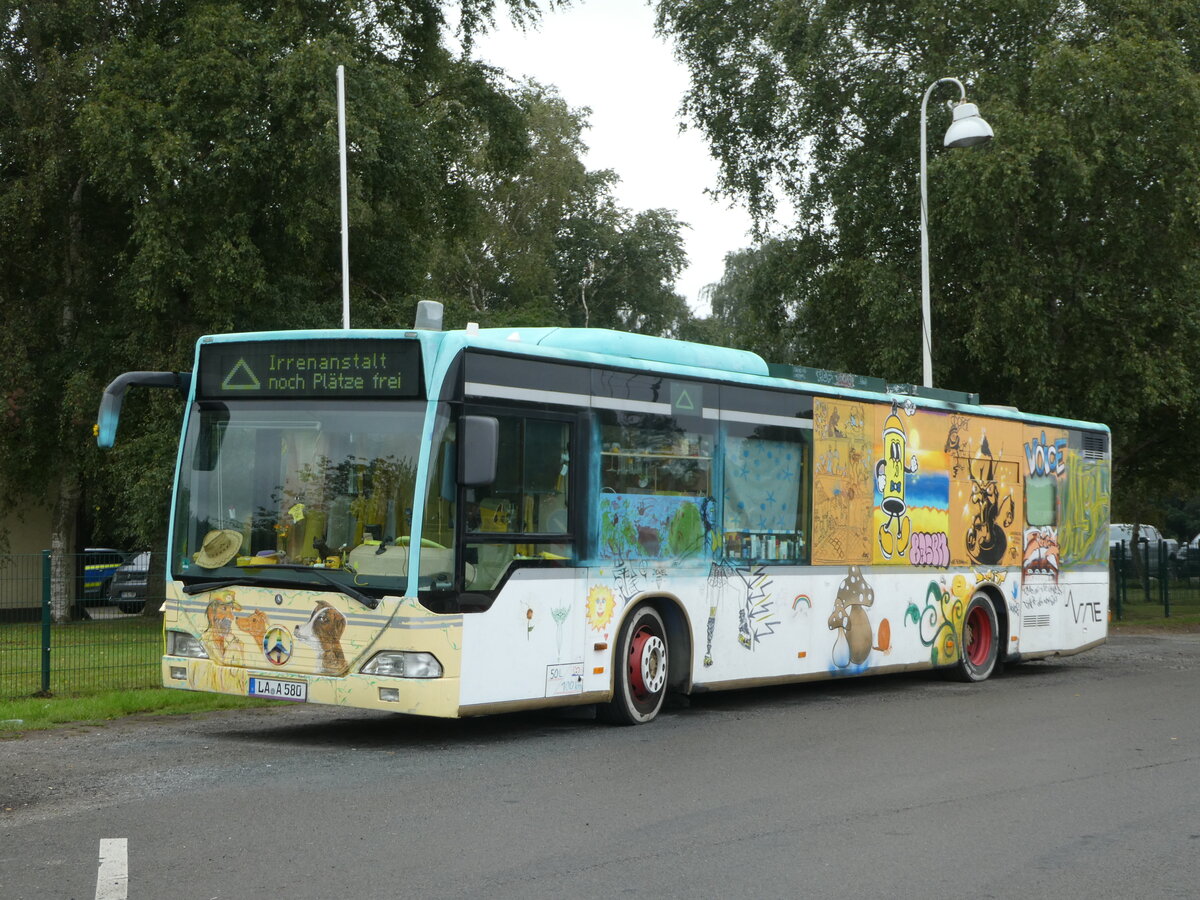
[
  {"x1": 1110, "y1": 524, "x2": 1178, "y2": 574},
  {"x1": 107, "y1": 551, "x2": 151, "y2": 614},
  {"x1": 1173, "y1": 533, "x2": 1200, "y2": 578},
  {"x1": 80, "y1": 548, "x2": 127, "y2": 601}
]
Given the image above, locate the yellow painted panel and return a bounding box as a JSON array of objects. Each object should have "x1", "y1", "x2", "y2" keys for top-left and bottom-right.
[
  {"x1": 811, "y1": 399, "x2": 874, "y2": 565},
  {"x1": 871, "y1": 404, "x2": 950, "y2": 566},
  {"x1": 949, "y1": 418, "x2": 1023, "y2": 568}
]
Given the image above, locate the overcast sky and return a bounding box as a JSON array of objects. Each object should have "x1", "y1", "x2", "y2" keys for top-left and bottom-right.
[{"x1": 471, "y1": 0, "x2": 754, "y2": 316}]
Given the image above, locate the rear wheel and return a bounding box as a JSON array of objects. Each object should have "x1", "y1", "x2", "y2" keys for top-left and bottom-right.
[
  {"x1": 599, "y1": 604, "x2": 669, "y2": 725},
  {"x1": 956, "y1": 593, "x2": 999, "y2": 682}
]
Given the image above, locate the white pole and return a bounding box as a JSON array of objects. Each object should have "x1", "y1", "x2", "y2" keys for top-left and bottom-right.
[
  {"x1": 919, "y1": 76, "x2": 966, "y2": 389},
  {"x1": 338, "y1": 65, "x2": 350, "y2": 329}
]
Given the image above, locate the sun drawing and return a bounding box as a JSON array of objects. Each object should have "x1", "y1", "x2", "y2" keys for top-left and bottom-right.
[{"x1": 586, "y1": 585, "x2": 616, "y2": 632}]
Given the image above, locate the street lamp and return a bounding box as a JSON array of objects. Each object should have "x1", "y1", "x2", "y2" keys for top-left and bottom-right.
[{"x1": 920, "y1": 77, "x2": 993, "y2": 388}]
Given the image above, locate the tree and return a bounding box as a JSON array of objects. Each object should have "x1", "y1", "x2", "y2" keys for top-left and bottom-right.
[
  {"x1": 0, "y1": 0, "x2": 562, "y2": 614},
  {"x1": 554, "y1": 172, "x2": 691, "y2": 335},
  {"x1": 423, "y1": 82, "x2": 693, "y2": 336},
  {"x1": 657, "y1": 0, "x2": 1200, "y2": 510},
  {"x1": 424, "y1": 82, "x2": 592, "y2": 327},
  {"x1": 1, "y1": 1, "x2": 694, "y2": 619}
]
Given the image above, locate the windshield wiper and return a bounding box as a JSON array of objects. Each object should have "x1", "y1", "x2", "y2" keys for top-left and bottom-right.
[
  {"x1": 247, "y1": 564, "x2": 381, "y2": 610},
  {"x1": 182, "y1": 579, "x2": 247, "y2": 596},
  {"x1": 181, "y1": 567, "x2": 380, "y2": 610}
]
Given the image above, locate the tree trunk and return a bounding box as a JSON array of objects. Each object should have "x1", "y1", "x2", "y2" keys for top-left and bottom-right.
[{"x1": 49, "y1": 471, "x2": 81, "y2": 624}]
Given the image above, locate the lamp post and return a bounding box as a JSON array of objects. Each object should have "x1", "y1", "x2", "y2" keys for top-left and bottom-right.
[{"x1": 920, "y1": 77, "x2": 993, "y2": 388}]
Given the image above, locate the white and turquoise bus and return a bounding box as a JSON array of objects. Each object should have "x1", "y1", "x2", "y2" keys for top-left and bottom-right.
[{"x1": 98, "y1": 303, "x2": 1111, "y2": 724}]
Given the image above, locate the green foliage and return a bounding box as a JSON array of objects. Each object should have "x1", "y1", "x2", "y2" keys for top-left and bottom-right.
[
  {"x1": 0, "y1": 1, "x2": 689, "y2": 551},
  {"x1": 659, "y1": 0, "x2": 1200, "y2": 507}
]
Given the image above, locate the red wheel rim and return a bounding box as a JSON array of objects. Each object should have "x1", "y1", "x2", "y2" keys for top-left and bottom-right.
[
  {"x1": 627, "y1": 627, "x2": 667, "y2": 699},
  {"x1": 965, "y1": 605, "x2": 993, "y2": 667}
]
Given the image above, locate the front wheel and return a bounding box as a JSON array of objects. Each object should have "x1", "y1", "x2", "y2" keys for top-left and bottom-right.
[
  {"x1": 955, "y1": 593, "x2": 999, "y2": 682},
  {"x1": 599, "y1": 604, "x2": 669, "y2": 725}
]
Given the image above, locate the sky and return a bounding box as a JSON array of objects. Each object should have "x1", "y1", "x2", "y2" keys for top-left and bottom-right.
[{"x1": 471, "y1": 0, "x2": 755, "y2": 316}]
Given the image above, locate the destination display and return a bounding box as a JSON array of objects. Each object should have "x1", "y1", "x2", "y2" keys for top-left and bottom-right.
[{"x1": 197, "y1": 340, "x2": 422, "y2": 399}]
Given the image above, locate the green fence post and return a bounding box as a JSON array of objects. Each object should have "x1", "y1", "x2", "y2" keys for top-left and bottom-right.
[
  {"x1": 1113, "y1": 543, "x2": 1123, "y2": 621},
  {"x1": 1162, "y1": 542, "x2": 1171, "y2": 618},
  {"x1": 1113, "y1": 542, "x2": 1123, "y2": 619},
  {"x1": 1121, "y1": 542, "x2": 1129, "y2": 614},
  {"x1": 40, "y1": 549, "x2": 51, "y2": 695},
  {"x1": 1141, "y1": 540, "x2": 1150, "y2": 602}
]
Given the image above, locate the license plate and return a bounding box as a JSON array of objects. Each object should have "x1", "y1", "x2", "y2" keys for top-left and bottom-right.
[{"x1": 248, "y1": 677, "x2": 307, "y2": 702}]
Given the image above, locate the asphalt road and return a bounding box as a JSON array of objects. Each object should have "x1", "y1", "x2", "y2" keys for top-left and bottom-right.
[{"x1": 2, "y1": 633, "x2": 1198, "y2": 900}]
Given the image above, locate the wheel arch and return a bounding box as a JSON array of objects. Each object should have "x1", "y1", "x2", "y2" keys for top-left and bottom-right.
[
  {"x1": 972, "y1": 581, "x2": 1012, "y2": 663},
  {"x1": 612, "y1": 593, "x2": 694, "y2": 695}
]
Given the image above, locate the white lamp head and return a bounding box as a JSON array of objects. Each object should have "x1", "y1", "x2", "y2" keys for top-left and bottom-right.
[{"x1": 943, "y1": 101, "x2": 993, "y2": 148}]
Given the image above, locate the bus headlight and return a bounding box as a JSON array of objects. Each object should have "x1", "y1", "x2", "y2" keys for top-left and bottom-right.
[
  {"x1": 361, "y1": 651, "x2": 443, "y2": 679},
  {"x1": 167, "y1": 630, "x2": 209, "y2": 659}
]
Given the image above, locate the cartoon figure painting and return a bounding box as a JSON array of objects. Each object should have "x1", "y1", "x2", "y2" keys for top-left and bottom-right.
[
  {"x1": 1023, "y1": 528, "x2": 1060, "y2": 580},
  {"x1": 876, "y1": 403, "x2": 919, "y2": 559},
  {"x1": 966, "y1": 449, "x2": 1016, "y2": 565},
  {"x1": 203, "y1": 591, "x2": 245, "y2": 662}
]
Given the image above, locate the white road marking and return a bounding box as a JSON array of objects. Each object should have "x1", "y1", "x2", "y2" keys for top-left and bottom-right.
[{"x1": 95, "y1": 838, "x2": 128, "y2": 900}]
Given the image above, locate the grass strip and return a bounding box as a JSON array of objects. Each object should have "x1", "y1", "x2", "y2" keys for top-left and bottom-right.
[{"x1": 0, "y1": 689, "x2": 271, "y2": 734}]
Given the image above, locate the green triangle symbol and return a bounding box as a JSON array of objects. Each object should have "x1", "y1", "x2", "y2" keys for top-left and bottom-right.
[
  {"x1": 675, "y1": 389, "x2": 695, "y2": 411},
  {"x1": 222, "y1": 358, "x2": 261, "y2": 391}
]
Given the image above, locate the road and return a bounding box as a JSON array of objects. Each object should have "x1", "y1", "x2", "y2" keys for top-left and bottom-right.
[{"x1": 2, "y1": 633, "x2": 1198, "y2": 899}]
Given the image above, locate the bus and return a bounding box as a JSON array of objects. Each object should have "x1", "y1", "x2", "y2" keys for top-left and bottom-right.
[{"x1": 97, "y1": 302, "x2": 1111, "y2": 724}]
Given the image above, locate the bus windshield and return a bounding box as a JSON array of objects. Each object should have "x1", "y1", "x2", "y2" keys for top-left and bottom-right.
[{"x1": 173, "y1": 400, "x2": 453, "y2": 597}]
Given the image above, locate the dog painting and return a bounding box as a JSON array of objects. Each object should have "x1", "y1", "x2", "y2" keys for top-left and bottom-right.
[
  {"x1": 235, "y1": 609, "x2": 270, "y2": 650},
  {"x1": 294, "y1": 600, "x2": 347, "y2": 675}
]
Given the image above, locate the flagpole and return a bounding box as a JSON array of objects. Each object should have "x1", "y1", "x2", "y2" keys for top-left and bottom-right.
[{"x1": 337, "y1": 65, "x2": 350, "y2": 329}]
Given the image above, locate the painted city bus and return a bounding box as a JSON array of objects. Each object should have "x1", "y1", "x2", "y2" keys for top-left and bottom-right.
[{"x1": 97, "y1": 303, "x2": 1111, "y2": 724}]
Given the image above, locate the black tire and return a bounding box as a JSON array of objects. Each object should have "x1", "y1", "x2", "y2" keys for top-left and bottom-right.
[
  {"x1": 117, "y1": 603, "x2": 142, "y2": 615},
  {"x1": 955, "y1": 592, "x2": 999, "y2": 682},
  {"x1": 599, "y1": 604, "x2": 669, "y2": 725}
]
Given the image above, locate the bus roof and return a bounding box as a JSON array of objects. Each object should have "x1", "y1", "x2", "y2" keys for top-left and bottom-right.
[{"x1": 194, "y1": 326, "x2": 1108, "y2": 435}]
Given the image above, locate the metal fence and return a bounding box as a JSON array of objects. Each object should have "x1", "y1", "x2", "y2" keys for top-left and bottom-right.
[
  {"x1": 0, "y1": 552, "x2": 163, "y2": 700},
  {"x1": 1110, "y1": 540, "x2": 1200, "y2": 622}
]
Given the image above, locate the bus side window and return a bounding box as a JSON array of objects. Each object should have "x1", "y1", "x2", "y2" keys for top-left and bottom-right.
[
  {"x1": 597, "y1": 409, "x2": 715, "y2": 560},
  {"x1": 468, "y1": 416, "x2": 570, "y2": 535},
  {"x1": 721, "y1": 423, "x2": 810, "y2": 564},
  {"x1": 1026, "y1": 477, "x2": 1057, "y2": 527},
  {"x1": 464, "y1": 413, "x2": 573, "y2": 592}
]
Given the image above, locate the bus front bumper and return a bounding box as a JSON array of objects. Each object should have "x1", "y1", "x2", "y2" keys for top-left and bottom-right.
[{"x1": 162, "y1": 657, "x2": 463, "y2": 717}]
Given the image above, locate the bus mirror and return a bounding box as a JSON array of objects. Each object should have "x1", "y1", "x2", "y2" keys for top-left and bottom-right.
[
  {"x1": 459, "y1": 415, "x2": 498, "y2": 486},
  {"x1": 96, "y1": 371, "x2": 191, "y2": 448}
]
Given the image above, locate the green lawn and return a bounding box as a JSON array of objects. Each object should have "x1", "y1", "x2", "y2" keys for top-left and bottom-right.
[
  {"x1": 0, "y1": 614, "x2": 272, "y2": 732},
  {"x1": 1113, "y1": 585, "x2": 1200, "y2": 628},
  {"x1": 1112, "y1": 569, "x2": 1200, "y2": 625},
  {"x1": 0, "y1": 614, "x2": 164, "y2": 699}
]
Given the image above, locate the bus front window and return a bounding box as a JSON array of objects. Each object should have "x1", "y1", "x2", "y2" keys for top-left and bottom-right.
[{"x1": 173, "y1": 401, "x2": 448, "y2": 596}]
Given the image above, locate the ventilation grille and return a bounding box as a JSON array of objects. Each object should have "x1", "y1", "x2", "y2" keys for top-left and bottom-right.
[
  {"x1": 1023, "y1": 615, "x2": 1052, "y2": 628},
  {"x1": 1081, "y1": 431, "x2": 1109, "y2": 459}
]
